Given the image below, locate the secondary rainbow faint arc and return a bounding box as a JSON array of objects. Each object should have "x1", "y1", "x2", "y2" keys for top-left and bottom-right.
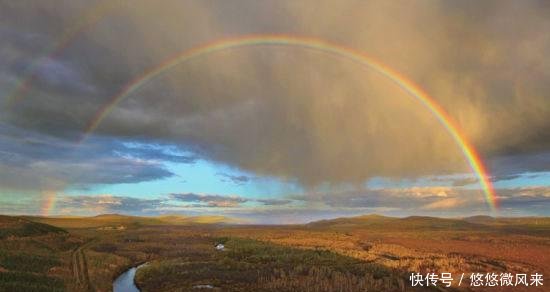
[
  {"x1": 82, "y1": 34, "x2": 499, "y2": 213},
  {"x1": 4, "y1": 0, "x2": 120, "y2": 106}
]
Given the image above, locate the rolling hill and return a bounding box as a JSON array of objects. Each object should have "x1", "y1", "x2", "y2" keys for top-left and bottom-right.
[{"x1": 0, "y1": 215, "x2": 67, "y2": 239}]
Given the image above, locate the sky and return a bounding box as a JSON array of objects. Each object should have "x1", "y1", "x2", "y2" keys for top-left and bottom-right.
[{"x1": 0, "y1": 0, "x2": 549, "y2": 223}]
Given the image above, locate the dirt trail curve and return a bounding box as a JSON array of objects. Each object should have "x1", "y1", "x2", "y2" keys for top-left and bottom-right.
[{"x1": 71, "y1": 239, "x2": 96, "y2": 292}]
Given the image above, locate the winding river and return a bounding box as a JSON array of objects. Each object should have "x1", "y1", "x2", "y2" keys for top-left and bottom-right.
[{"x1": 113, "y1": 264, "x2": 147, "y2": 292}]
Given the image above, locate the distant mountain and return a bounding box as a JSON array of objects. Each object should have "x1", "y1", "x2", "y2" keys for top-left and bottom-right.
[
  {"x1": 23, "y1": 214, "x2": 238, "y2": 229},
  {"x1": 306, "y1": 214, "x2": 397, "y2": 229},
  {"x1": 0, "y1": 215, "x2": 66, "y2": 239},
  {"x1": 464, "y1": 216, "x2": 550, "y2": 227},
  {"x1": 92, "y1": 214, "x2": 138, "y2": 220},
  {"x1": 307, "y1": 214, "x2": 485, "y2": 230},
  {"x1": 398, "y1": 216, "x2": 484, "y2": 230},
  {"x1": 158, "y1": 215, "x2": 236, "y2": 224}
]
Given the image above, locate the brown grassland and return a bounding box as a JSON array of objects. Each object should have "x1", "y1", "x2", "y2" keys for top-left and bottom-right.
[{"x1": 0, "y1": 214, "x2": 548, "y2": 291}]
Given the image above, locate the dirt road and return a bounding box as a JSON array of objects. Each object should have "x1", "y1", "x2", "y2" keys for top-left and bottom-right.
[{"x1": 71, "y1": 239, "x2": 95, "y2": 291}]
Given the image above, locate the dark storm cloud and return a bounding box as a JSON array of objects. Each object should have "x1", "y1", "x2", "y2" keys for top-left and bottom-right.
[
  {"x1": 488, "y1": 152, "x2": 550, "y2": 175},
  {"x1": 13, "y1": 57, "x2": 96, "y2": 94},
  {"x1": 0, "y1": 0, "x2": 548, "y2": 190}
]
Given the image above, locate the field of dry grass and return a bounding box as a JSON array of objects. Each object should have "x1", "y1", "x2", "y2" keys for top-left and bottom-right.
[{"x1": 1, "y1": 214, "x2": 548, "y2": 291}]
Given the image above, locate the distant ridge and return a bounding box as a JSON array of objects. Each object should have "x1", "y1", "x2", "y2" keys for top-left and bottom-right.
[
  {"x1": 92, "y1": 213, "x2": 136, "y2": 219},
  {"x1": 306, "y1": 214, "x2": 397, "y2": 229},
  {"x1": 307, "y1": 214, "x2": 487, "y2": 230},
  {"x1": 398, "y1": 216, "x2": 484, "y2": 229},
  {"x1": 463, "y1": 216, "x2": 550, "y2": 227},
  {"x1": 22, "y1": 214, "x2": 238, "y2": 228},
  {"x1": 13, "y1": 213, "x2": 550, "y2": 229}
]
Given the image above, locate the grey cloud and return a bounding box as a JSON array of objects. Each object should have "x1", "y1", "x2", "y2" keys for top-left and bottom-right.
[
  {"x1": 117, "y1": 142, "x2": 198, "y2": 164},
  {"x1": 490, "y1": 174, "x2": 523, "y2": 183},
  {"x1": 57, "y1": 195, "x2": 165, "y2": 214},
  {"x1": 489, "y1": 152, "x2": 550, "y2": 175},
  {"x1": 171, "y1": 193, "x2": 248, "y2": 208},
  {"x1": 0, "y1": 0, "x2": 548, "y2": 188},
  {"x1": 0, "y1": 124, "x2": 174, "y2": 191},
  {"x1": 257, "y1": 199, "x2": 292, "y2": 206},
  {"x1": 496, "y1": 187, "x2": 550, "y2": 208},
  {"x1": 0, "y1": 27, "x2": 46, "y2": 54},
  {"x1": 217, "y1": 172, "x2": 252, "y2": 184},
  {"x1": 451, "y1": 177, "x2": 479, "y2": 187},
  {"x1": 13, "y1": 57, "x2": 97, "y2": 94},
  {"x1": 450, "y1": 173, "x2": 525, "y2": 187},
  {"x1": 171, "y1": 192, "x2": 293, "y2": 207},
  {"x1": 0, "y1": 197, "x2": 44, "y2": 215}
]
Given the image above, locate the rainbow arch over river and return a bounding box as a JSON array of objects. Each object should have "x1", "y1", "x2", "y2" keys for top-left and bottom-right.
[{"x1": 80, "y1": 34, "x2": 499, "y2": 213}]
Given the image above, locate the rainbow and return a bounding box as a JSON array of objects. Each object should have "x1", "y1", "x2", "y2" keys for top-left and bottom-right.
[
  {"x1": 40, "y1": 190, "x2": 58, "y2": 217},
  {"x1": 82, "y1": 35, "x2": 498, "y2": 213},
  {"x1": 4, "y1": 0, "x2": 120, "y2": 106}
]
